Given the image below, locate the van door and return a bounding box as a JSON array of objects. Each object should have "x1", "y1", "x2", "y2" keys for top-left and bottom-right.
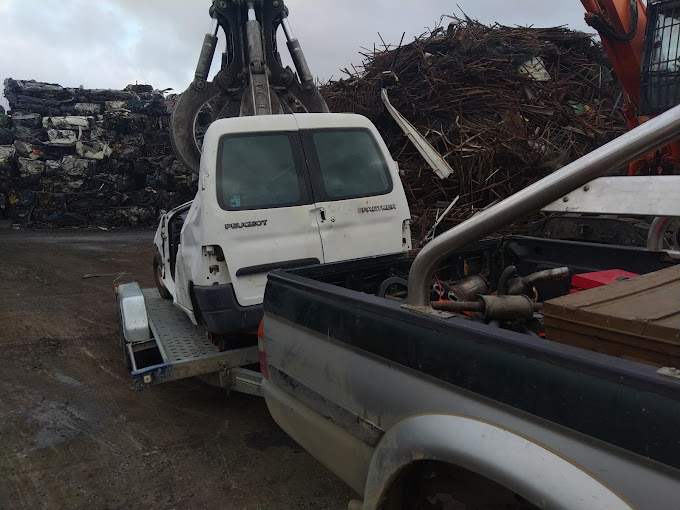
[
  {"x1": 297, "y1": 119, "x2": 411, "y2": 263},
  {"x1": 213, "y1": 130, "x2": 324, "y2": 307}
]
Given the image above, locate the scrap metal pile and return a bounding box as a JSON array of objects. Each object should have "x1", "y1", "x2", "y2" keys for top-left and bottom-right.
[
  {"x1": 0, "y1": 79, "x2": 193, "y2": 227},
  {"x1": 321, "y1": 18, "x2": 627, "y2": 241},
  {"x1": 0, "y1": 19, "x2": 626, "y2": 232}
]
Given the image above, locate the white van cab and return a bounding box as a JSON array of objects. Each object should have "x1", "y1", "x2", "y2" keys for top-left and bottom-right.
[{"x1": 153, "y1": 113, "x2": 411, "y2": 337}]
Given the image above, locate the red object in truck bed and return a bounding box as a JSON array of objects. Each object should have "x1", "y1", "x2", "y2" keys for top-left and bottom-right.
[{"x1": 570, "y1": 269, "x2": 639, "y2": 292}]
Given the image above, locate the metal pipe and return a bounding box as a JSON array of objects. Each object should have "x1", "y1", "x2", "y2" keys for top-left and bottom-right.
[
  {"x1": 194, "y1": 33, "x2": 219, "y2": 81},
  {"x1": 505, "y1": 266, "x2": 571, "y2": 297},
  {"x1": 430, "y1": 295, "x2": 541, "y2": 320},
  {"x1": 245, "y1": 3, "x2": 264, "y2": 73},
  {"x1": 497, "y1": 265, "x2": 517, "y2": 296},
  {"x1": 406, "y1": 103, "x2": 680, "y2": 308},
  {"x1": 523, "y1": 267, "x2": 571, "y2": 286},
  {"x1": 647, "y1": 216, "x2": 671, "y2": 251},
  {"x1": 281, "y1": 17, "x2": 295, "y2": 41},
  {"x1": 281, "y1": 13, "x2": 313, "y2": 83},
  {"x1": 431, "y1": 300, "x2": 484, "y2": 313}
]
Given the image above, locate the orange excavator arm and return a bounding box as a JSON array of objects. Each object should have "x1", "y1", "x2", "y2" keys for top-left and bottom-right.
[
  {"x1": 581, "y1": 0, "x2": 647, "y2": 108},
  {"x1": 582, "y1": 0, "x2": 680, "y2": 174}
]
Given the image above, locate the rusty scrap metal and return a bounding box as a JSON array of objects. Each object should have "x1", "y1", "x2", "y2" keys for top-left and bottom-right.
[{"x1": 321, "y1": 17, "x2": 627, "y2": 242}]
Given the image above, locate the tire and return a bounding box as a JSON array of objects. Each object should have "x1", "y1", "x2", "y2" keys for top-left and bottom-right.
[{"x1": 153, "y1": 252, "x2": 172, "y2": 300}]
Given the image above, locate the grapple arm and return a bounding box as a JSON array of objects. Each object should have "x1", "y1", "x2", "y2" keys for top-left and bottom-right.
[{"x1": 170, "y1": 0, "x2": 328, "y2": 174}]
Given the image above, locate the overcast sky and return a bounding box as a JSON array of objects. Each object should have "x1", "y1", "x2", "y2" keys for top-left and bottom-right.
[{"x1": 0, "y1": 1, "x2": 592, "y2": 109}]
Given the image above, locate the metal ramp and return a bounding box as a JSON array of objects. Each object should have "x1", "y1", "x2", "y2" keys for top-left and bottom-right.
[{"x1": 121, "y1": 286, "x2": 261, "y2": 393}]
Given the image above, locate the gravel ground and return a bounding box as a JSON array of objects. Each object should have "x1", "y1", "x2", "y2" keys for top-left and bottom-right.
[{"x1": 0, "y1": 228, "x2": 354, "y2": 510}]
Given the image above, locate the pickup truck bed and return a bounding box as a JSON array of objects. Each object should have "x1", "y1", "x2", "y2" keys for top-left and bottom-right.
[{"x1": 261, "y1": 236, "x2": 680, "y2": 509}]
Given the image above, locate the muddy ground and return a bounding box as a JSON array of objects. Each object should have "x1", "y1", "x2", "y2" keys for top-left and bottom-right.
[{"x1": 0, "y1": 229, "x2": 354, "y2": 510}]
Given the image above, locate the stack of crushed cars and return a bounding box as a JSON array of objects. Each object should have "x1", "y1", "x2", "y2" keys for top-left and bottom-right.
[{"x1": 0, "y1": 79, "x2": 194, "y2": 227}]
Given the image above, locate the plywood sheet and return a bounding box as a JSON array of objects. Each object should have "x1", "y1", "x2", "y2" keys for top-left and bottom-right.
[{"x1": 543, "y1": 264, "x2": 680, "y2": 366}]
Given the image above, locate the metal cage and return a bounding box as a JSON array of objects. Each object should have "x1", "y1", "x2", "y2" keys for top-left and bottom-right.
[{"x1": 640, "y1": 0, "x2": 680, "y2": 115}]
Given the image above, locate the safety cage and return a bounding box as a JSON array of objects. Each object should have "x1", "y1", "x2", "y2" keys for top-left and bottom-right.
[{"x1": 640, "y1": 0, "x2": 680, "y2": 114}]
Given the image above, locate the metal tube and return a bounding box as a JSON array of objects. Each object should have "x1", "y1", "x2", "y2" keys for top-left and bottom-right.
[
  {"x1": 431, "y1": 300, "x2": 484, "y2": 313},
  {"x1": 194, "y1": 33, "x2": 218, "y2": 81},
  {"x1": 280, "y1": 15, "x2": 313, "y2": 83},
  {"x1": 287, "y1": 39, "x2": 314, "y2": 83},
  {"x1": 406, "y1": 103, "x2": 680, "y2": 308},
  {"x1": 281, "y1": 17, "x2": 295, "y2": 41},
  {"x1": 247, "y1": 2, "x2": 256, "y2": 21},
  {"x1": 647, "y1": 216, "x2": 671, "y2": 251},
  {"x1": 505, "y1": 267, "x2": 571, "y2": 297},
  {"x1": 497, "y1": 265, "x2": 517, "y2": 296},
  {"x1": 523, "y1": 267, "x2": 571, "y2": 286}
]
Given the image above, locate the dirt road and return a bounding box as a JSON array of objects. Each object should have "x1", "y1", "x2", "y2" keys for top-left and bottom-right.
[{"x1": 0, "y1": 229, "x2": 354, "y2": 510}]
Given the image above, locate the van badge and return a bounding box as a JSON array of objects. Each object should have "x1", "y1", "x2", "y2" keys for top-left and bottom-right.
[
  {"x1": 357, "y1": 204, "x2": 396, "y2": 213},
  {"x1": 225, "y1": 220, "x2": 268, "y2": 229}
]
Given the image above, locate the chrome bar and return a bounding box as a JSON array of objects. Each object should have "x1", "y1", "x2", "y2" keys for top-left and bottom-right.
[
  {"x1": 281, "y1": 17, "x2": 295, "y2": 41},
  {"x1": 647, "y1": 216, "x2": 672, "y2": 251},
  {"x1": 406, "y1": 103, "x2": 680, "y2": 308},
  {"x1": 281, "y1": 12, "x2": 313, "y2": 83}
]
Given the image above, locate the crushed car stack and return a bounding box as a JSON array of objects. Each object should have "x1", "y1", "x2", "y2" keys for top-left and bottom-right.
[{"x1": 0, "y1": 79, "x2": 194, "y2": 227}]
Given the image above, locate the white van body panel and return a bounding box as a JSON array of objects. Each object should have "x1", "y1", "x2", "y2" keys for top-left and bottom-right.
[{"x1": 165, "y1": 113, "x2": 410, "y2": 317}]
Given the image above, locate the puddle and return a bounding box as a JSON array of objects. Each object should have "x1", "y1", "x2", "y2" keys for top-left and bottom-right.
[
  {"x1": 23, "y1": 400, "x2": 90, "y2": 452},
  {"x1": 53, "y1": 371, "x2": 87, "y2": 388}
]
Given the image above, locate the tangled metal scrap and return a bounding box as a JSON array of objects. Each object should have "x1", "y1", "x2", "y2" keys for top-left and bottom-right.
[{"x1": 321, "y1": 18, "x2": 627, "y2": 241}]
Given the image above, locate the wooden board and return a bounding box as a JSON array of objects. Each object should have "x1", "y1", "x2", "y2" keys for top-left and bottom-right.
[{"x1": 543, "y1": 264, "x2": 680, "y2": 366}]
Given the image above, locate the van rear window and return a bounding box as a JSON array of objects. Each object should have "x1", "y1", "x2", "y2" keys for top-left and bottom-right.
[
  {"x1": 311, "y1": 130, "x2": 392, "y2": 200},
  {"x1": 217, "y1": 133, "x2": 309, "y2": 210}
]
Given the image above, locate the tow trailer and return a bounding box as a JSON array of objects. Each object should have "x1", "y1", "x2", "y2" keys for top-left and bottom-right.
[
  {"x1": 113, "y1": 0, "x2": 433, "y2": 392},
  {"x1": 116, "y1": 282, "x2": 262, "y2": 394}
]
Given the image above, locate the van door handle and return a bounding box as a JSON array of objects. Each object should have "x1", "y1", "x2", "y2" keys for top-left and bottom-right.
[{"x1": 319, "y1": 209, "x2": 326, "y2": 222}]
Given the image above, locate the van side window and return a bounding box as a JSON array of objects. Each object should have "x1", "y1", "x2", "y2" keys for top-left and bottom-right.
[
  {"x1": 311, "y1": 130, "x2": 392, "y2": 200},
  {"x1": 217, "y1": 133, "x2": 309, "y2": 210}
]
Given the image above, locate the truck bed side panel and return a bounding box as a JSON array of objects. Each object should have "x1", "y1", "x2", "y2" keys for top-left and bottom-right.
[
  {"x1": 262, "y1": 305, "x2": 680, "y2": 508},
  {"x1": 264, "y1": 269, "x2": 680, "y2": 472}
]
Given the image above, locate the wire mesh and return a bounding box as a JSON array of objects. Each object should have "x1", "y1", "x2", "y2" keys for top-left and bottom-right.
[{"x1": 640, "y1": 0, "x2": 680, "y2": 114}]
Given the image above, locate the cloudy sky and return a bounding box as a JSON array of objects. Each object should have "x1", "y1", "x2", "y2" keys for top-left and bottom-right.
[{"x1": 0, "y1": 1, "x2": 591, "y2": 109}]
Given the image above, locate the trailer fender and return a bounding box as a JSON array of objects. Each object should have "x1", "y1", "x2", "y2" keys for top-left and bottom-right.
[
  {"x1": 363, "y1": 413, "x2": 633, "y2": 510},
  {"x1": 116, "y1": 282, "x2": 151, "y2": 343}
]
